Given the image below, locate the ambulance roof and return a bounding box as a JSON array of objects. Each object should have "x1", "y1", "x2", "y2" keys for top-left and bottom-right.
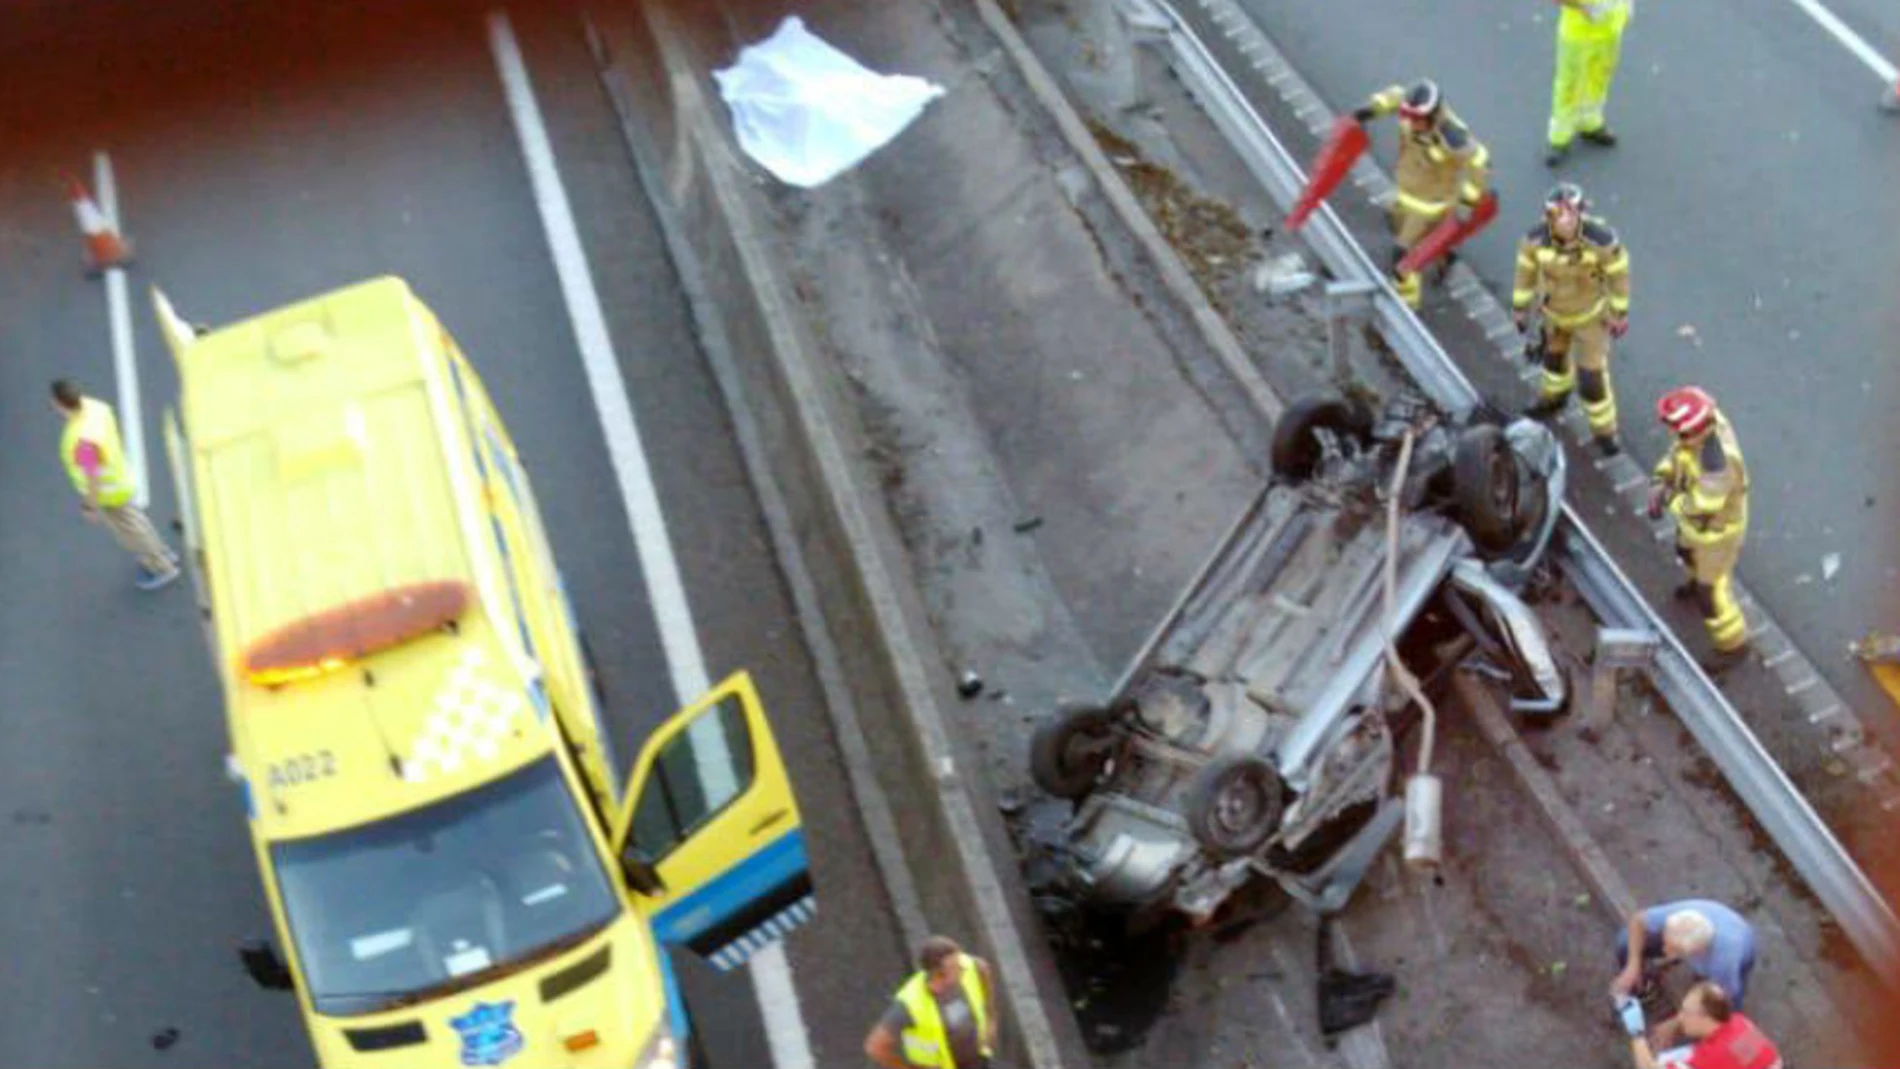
[{"x1": 176, "y1": 276, "x2": 554, "y2": 840}]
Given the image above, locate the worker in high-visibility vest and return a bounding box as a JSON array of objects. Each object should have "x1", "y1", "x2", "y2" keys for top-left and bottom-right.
[
  {"x1": 1352, "y1": 79, "x2": 1491, "y2": 309},
  {"x1": 1546, "y1": 0, "x2": 1631, "y2": 167},
  {"x1": 1648, "y1": 387, "x2": 1750, "y2": 668},
  {"x1": 1514, "y1": 182, "x2": 1631, "y2": 455},
  {"x1": 51, "y1": 378, "x2": 179, "y2": 590},
  {"x1": 864, "y1": 936, "x2": 998, "y2": 1069}
]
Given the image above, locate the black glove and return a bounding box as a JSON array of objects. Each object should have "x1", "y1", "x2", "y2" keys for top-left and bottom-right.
[{"x1": 1352, "y1": 105, "x2": 1377, "y2": 123}]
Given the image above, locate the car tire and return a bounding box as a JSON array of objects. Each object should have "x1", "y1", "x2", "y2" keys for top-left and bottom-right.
[
  {"x1": 1451, "y1": 424, "x2": 1519, "y2": 553},
  {"x1": 1029, "y1": 704, "x2": 1118, "y2": 800},
  {"x1": 1270, "y1": 394, "x2": 1373, "y2": 482},
  {"x1": 1184, "y1": 755, "x2": 1284, "y2": 858}
]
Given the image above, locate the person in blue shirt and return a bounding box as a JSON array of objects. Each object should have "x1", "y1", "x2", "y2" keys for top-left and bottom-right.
[{"x1": 1611, "y1": 899, "x2": 1758, "y2": 1050}]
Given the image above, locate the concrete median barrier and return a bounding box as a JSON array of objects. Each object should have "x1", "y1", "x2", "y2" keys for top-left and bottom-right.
[{"x1": 585, "y1": 5, "x2": 1087, "y2": 1066}]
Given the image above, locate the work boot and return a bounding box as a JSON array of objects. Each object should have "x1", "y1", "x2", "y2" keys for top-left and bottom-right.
[
  {"x1": 1672, "y1": 580, "x2": 1699, "y2": 604},
  {"x1": 1524, "y1": 395, "x2": 1568, "y2": 420},
  {"x1": 1580, "y1": 127, "x2": 1618, "y2": 147},
  {"x1": 1434, "y1": 250, "x2": 1459, "y2": 285},
  {"x1": 1544, "y1": 141, "x2": 1571, "y2": 167},
  {"x1": 1700, "y1": 645, "x2": 1749, "y2": 675},
  {"x1": 135, "y1": 565, "x2": 181, "y2": 592},
  {"x1": 1595, "y1": 435, "x2": 1622, "y2": 457}
]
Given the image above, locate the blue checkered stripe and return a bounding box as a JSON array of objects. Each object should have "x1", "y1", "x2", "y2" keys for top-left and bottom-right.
[{"x1": 707, "y1": 894, "x2": 819, "y2": 972}]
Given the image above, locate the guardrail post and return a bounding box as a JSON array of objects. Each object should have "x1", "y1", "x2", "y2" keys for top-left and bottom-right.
[
  {"x1": 1102, "y1": 0, "x2": 1170, "y2": 113},
  {"x1": 1324, "y1": 279, "x2": 1378, "y2": 385},
  {"x1": 1586, "y1": 626, "x2": 1660, "y2": 732}
]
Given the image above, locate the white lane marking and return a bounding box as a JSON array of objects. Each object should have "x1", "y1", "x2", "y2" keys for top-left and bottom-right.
[
  {"x1": 1784, "y1": 0, "x2": 1899, "y2": 82},
  {"x1": 484, "y1": 12, "x2": 815, "y2": 1069},
  {"x1": 482, "y1": 9, "x2": 736, "y2": 803},
  {"x1": 94, "y1": 151, "x2": 147, "y2": 508}
]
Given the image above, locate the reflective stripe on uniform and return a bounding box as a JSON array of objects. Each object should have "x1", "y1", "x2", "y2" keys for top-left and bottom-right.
[
  {"x1": 1394, "y1": 190, "x2": 1452, "y2": 216},
  {"x1": 1541, "y1": 366, "x2": 1576, "y2": 399},
  {"x1": 1706, "y1": 574, "x2": 1748, "y2": 651},
  {"x1": 1545, "y1": 299, "x2": 1607, "y2": 329},
  {"x1": 61, "y1": 398, "x2": 134, "y2": 507}
]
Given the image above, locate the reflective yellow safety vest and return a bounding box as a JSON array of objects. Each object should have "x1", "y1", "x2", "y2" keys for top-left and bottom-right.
[
  {"x1": 1560, "y1": 0, "x2": 1631, "y2": 41},
  {"x1": 61, "y1": 398, "x2": 134, "y2": 507},
  {"x1": 895, "y1": 955, "x2": 993, "y2": 1069}
]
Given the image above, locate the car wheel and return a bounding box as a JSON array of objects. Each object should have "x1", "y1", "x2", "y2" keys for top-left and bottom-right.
[
  {"x1": 1184, "y1": 755, "x2": 1284, "y2": 857},
  {"x1": 1451, "y1": 424, "x2": 1519, "y2": 553},
  {"x1": 1270, "y1": 394, "x2": 1373, "y2": 482},
  {"x1": 1029, "y1": 704, "x2": 1118, "y2": 800}
]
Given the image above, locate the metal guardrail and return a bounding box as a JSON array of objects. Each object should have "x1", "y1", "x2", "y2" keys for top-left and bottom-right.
[{"x1": 1145, "y1": 0, "x2": 1900, "y2": 988}]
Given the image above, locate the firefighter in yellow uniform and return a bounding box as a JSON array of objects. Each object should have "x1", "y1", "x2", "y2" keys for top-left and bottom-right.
[
  {"x1": 1649, "y1": 387, "x2": 1750, "y2": 668},
  {"x1": 1352, "y1": 79, "x2": 1491, "y2": 309},
  {"x1": 865, "y1": 937, "x2": 998, "y2": 1069},
  {"x1": 1513, "y1": 183, "x2": 1630, "y2": 455},
  {"x1": 1547, "y1": 0, "x2": 1631, "y2": 166}
]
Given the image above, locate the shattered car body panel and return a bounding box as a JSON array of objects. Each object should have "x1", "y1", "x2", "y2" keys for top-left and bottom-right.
[{"x1": 1031, "y1": 398, "x2": 1569, "y2": 924}]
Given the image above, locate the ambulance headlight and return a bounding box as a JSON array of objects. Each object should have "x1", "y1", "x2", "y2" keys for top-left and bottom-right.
[{"x1": 633, "y1": 1021, "x2": 681, "y2": 1069}]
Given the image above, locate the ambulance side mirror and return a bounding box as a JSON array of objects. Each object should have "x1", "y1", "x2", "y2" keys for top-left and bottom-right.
[
  {"x1": 237, "y1": 939, "x2": 294, "y2": 991},
  {"x1": 620, "y1": 849, "x2": 667, "y2": 897}
]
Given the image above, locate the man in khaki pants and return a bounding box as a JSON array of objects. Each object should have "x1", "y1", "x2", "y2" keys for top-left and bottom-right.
[{"x1": 51, "y1": 379, "x2": 179, "y2": 590}]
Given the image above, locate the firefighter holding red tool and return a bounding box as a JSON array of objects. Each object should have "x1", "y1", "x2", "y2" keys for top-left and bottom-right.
[
  {"x1": 1328, "y1": 80, "x2": 1494, "y2": 309},
  {"x1": 1649, "y1": 387, "x2": 1752, "y2": 670},
  {"x1": 1513, "y1": 182, "x2": 1631, "y2": 456}
]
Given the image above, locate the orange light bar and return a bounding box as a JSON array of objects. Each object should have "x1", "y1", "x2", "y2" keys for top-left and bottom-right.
[
  {"x1": 561, "y1": 1029, "x2": 601, "y2": 1052},
  {"x1": 241, "y1": 580, "x2": 472, "y2": 685}
]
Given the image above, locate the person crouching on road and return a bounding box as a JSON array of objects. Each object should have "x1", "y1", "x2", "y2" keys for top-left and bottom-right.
[
  {"x1": 865, "y1": 936, "x2": 999, "y2": 1069},
  {"x1": 1611, "y1": 899, "x2": 1758, "y2": 1044},
  {"x1": 1648, "y1": 388, "x2": 1751, "y2": 670},
  {"x1": 1351, "y1": 79, "x2": 1491, "y2": 310},
  {"x1": 51, "y1": 379, "x2": 179, "y2": 591},
  {"x1": 1514, "y1": 181, "x2": 1631, "y2": 455},
  {"x1": 1620, "y1": 981, "x2": 1783, "y2": 1069}
]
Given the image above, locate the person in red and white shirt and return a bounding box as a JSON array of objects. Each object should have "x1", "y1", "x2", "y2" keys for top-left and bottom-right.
[{"x1": 1623, "y1": 981, "x2": 1782, "y2": 1069}]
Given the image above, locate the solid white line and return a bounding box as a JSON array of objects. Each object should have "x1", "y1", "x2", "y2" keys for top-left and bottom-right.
[
  {"x1": 484, "y1": 12, "x2": 815, "y2": 1069},
  {"x1": 1785, "y1": 0, "x2": 1899, "y2": 82},
  {"x1": 94, "y1": 152, "x2": 147, "y2": 508}
]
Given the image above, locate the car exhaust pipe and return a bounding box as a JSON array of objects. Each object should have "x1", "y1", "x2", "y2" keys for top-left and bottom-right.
[{"x1": 1402, "y1": 773, "x2": 1443, "y2": 870}]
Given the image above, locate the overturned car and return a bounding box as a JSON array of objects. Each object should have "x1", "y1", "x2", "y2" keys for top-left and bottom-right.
[{"x1": 1028, "y1": 392, "x2": 1570, "y2": 925}]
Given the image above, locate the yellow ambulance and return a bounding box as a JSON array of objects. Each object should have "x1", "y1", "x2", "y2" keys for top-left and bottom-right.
[{"x1": 154, "y1": 276, "x2": 813, "y2": 1068}]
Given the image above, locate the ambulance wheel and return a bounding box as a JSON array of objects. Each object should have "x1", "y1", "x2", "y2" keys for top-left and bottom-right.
[
  {"x1": 1030, "y1": 704, "x2": 1118, "y2": 800},
  {"x1": 1452, "y1": 424, "x2": 1519, "y2": 553},
  {"x1": 1185, "y1": 756, "x2": 1284, "y2": 858},
  {"x1": 1270, "y1": 394, "x2": 1373, "y2": 482}
]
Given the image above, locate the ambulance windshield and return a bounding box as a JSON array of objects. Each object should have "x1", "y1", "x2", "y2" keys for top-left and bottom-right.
[{"x1": 271, "y1": 756, "x2": 620, "y2": 1014}]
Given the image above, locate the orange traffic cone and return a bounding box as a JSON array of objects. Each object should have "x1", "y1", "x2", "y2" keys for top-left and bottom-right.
[{"x1": 68, "y1": 176, "x2": 132, "y2": 275}]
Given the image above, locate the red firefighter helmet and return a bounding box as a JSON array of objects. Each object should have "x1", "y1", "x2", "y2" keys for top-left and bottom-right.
[
  {"x1": 1397, "y1": 79, "x2": 1442, "y2": 122},
  {"x1": 1657, "y1": 386, "x2": 1717, "y2": 437},
  {"x1": 1544, "y1": 182, "x2": 1588, "y2": 218}
]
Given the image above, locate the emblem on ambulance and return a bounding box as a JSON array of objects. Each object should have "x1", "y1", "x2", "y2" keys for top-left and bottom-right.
[{"x1": 449, "y1": 999, "x2": 524, "y2": 1066}]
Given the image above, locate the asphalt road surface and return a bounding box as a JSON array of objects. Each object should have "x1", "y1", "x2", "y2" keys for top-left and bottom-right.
[
  {"x1": 0, "y1": 2, "x2": 903, "y2": 1066},
  {"x1": 1234, "y1": 0, "x2": 1900, "y2": 737}
]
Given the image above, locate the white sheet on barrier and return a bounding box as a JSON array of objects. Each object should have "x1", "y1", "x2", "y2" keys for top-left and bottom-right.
[{"x1": 712, "y1": 15, "x2": 945, "y2": 188}]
